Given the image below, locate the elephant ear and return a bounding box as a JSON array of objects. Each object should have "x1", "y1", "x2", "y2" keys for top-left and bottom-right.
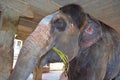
[{"x1": 79, "y1": 16, "x2": 102, "y2": 50}]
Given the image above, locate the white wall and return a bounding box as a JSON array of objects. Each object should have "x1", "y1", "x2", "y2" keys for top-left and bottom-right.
[{"x1": 13, "y1": 39, "x2": 23, "y2": 68}]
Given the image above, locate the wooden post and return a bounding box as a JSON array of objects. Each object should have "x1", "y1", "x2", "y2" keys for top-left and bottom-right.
[
  {"x1": 0, "y1": 5, "x2": 19, "y2": 80},
  {"x1": 33, "y1": 63, "x2": 50, "y2": 80},
  {"x1": 0, "y1": 10, "x2": 17, "y2": 79},
  {"x1": 33, "y1": 64, "x2": 42, "y2": 80},
  {"x1": 0, "y1": 30, "x2": 15, "y2": 80},
  {"x1": 0, "y1": 9, "x2": 3, "y2": 30}
]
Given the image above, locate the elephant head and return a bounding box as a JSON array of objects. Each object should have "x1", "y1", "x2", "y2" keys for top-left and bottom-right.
[{"x1": 9, "y1": 4, "x2": 87, "y2": 80}]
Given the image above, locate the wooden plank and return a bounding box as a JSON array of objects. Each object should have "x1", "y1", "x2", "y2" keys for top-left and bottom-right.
[
  {"x1": 18, "y1": 17, "x2": 38, "y2": 29},
  {"x1": 18, "y1": 25, "x2": 33, "y2": 33},
  {"x1": 0, "y1": 0, "x2": 34, "y2": 18},
  {"x1": 16, "y1": 17, "x2": 40, "y2": 40},
  {"x1": 0, "y1": 31, "x2": 14, "y2": 80},
  {"x1": 16, "y1": 31, "x2": 29, "y2": 40},
  {"x1": 0, "y1": 2, "x2": 18, "y2": 79},
  {"x1": 0, "y1": 11, "x2": 2, "y2": 30},
  {"x1": 0, "y1": 6, "x2": 3, "y2": 30},
  {"x1": 33, "y1": 65, "x2": 42, "y2": 80},
  {"x1": 23, "y1": 0, "x2": 60, "y2": 15}
]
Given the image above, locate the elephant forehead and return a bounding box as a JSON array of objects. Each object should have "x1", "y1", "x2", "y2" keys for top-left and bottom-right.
[{"x1": 40, "y1": 11, "x2": 60, "y2": 24}]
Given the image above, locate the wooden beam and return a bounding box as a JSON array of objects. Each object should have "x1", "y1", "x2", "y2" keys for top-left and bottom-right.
[
  {"x1": 22, "y1": 0, "x2": 60, "y2": 16},
  {"x1": 18, "y1": 25, "x2": 33, "y2": 33},
  {"x1": 0, "y1": 1, "x2": 20, "y2": 79},
  {"x1": 16, "y1": 31, "x2": 30, "y2": 40},
  {"x1": 16, "y1": 17, "x2": 39, "y2": 40},
  {"x1": 0, "y1": 6, "x2": 3, "y2": 30},
  {"x1": 0, "y1": 31, "x2": 14, "y2": 80},
  {"x1": 0, "y1": 0, "x2": 34, "y2": 18},
  {"x1": 18, "y1": 17, "x2": 38, "y2": 29}
]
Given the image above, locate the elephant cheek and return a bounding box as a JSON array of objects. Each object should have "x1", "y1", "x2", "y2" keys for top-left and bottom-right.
[{"x1": 8, "y1": 24, "x2": 54, "y2": 80}]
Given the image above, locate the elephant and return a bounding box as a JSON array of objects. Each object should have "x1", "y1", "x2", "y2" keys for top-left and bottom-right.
[
  {"x1": 67, "y1": 13, "x2": 120, "y2": 80},
  {"x1": 8, "y1": 4, "x2": 120, "y2": 80},
  {"x1": 114, "y1": 72, "x2": 120, "y2": 80}
]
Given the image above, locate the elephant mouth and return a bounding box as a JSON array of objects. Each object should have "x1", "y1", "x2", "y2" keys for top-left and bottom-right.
[{"x1": 52, "y1": 46, "x2": 69, "y2": 74}]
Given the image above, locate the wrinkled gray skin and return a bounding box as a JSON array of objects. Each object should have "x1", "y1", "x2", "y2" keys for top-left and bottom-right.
[
  {"x1": 8, "y1": 11, "x2": 80, "y2": 80},
  {"x1": 115, "y1": 72, "x2": 120, "y2": 80}
]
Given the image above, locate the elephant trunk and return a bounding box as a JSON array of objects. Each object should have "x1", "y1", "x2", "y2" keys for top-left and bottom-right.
[{"x1": 9, "y1": 22, "x2": 54, "y2": 80}]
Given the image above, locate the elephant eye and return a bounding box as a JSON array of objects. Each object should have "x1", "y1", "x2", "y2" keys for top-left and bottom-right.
[{"x1": 52, "y1": 18, "x2": 67, "y2": 31}]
